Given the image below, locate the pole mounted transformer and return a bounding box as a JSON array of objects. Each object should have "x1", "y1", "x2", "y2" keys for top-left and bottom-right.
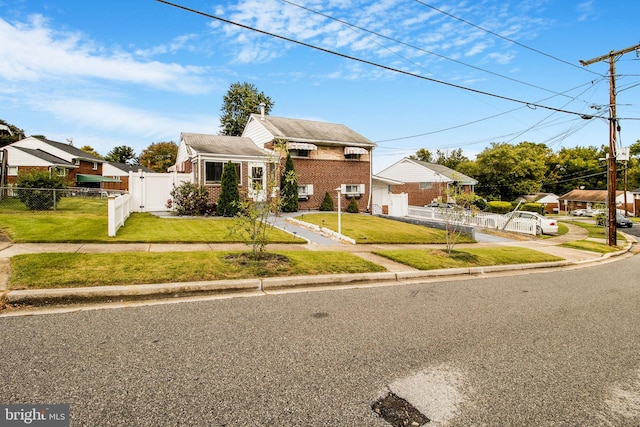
[{"x1": 580, "y1": 43, "x2": 640, "y2": 246}]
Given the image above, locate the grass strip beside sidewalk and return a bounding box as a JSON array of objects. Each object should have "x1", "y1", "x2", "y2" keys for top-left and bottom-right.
[
  {"x1": 8, "y1": 251, "x2": 386, "y2": 289},
  {"x1": 373, "y1": 247, "x2": 563, "y2": 270}
]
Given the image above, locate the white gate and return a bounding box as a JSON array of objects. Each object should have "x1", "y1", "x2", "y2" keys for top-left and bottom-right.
[
  {"x1": 129, "y1": 171, "x2": 193, "y2": 212},
  {"x1": 388, "y1": 193, "x2": 408, "y2": 217}
]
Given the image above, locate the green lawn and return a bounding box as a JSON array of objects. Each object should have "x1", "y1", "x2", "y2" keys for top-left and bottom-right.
[
  {"x1": 373, "y1": 246, "x2": 563, "y2": 270},
  {"x1": 9, "y1": 251, "x2": 386, "y2": 289},
  {"x1": 294, "y1": 213, "x2": 475, "y2": 244},
  {"x1": 0, "y1": 198, "x2": 303, "y2": 243}
]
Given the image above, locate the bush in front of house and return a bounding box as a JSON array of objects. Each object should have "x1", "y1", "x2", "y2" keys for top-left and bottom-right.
[
  {"x1": 281, "y1": 153, "x2": 298, "y2": 213},
  {"x1": 16, "y1": 170, "x2": 67, "y2": 210},
  {"x1": 169, "y1": 182, "x2": 213, "y2": 216},
  {"x1": 485, "y1": 201, "x2": 512, "y2": 214},
  {"x1": 319, "y1": 192, "x2": 334, "y2": 211},
  {"x1": 217, "y1": 161, "x2": 240, "y2": 217},
  {"x1": 346, "y1": 197, "x2": 359, "y2": 213},
  {"x1": 519, "y1": 203, "x2": 544, "y2": 215}
]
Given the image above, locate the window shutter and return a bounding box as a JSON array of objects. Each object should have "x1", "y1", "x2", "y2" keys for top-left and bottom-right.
[
  {"x1": 307, "y1": 184, "x2": 314, "y2": 195},
  {"x1": 340, "y1": 184, "x2": 347, "y2": 193},
  {"x1": 359, "y1": 184, "x2": 365, "y2": 194}
]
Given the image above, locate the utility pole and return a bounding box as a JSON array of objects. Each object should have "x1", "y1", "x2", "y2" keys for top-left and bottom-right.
[{"x1": 580, "y1": 43, "x2": 640, "y2": 246}]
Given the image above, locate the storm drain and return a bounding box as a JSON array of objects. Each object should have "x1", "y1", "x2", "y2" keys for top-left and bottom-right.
[{"x1": 372, "y1": 392, "x2": 430, "y2": 426}]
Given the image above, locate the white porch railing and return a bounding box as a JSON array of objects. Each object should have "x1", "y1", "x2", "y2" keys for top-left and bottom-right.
[
  {"x1": 108, "y1": 193, "x2": 133, "y2": 237},
  {"x1": 407, "y1": 206, "x2": 537, "y2": 236}
]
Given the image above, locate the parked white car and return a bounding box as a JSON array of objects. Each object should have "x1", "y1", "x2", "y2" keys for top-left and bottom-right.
[{"x1": 506, "y1": 211, "x2": 558, "y2": 235}]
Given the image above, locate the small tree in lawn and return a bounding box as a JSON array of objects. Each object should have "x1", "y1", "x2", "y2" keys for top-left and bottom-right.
[
  {"x1": 217, "y1": 161, "x2": 240, "y2": 217},
  {"x1": 280, "y1": 152, "x2": 298, "y2": 212},
  {"x1": 439, "y1": 180, "x2": 476, "y2": 254},
  {"x1": 229, "y1": 162, "x2": 285, "y2": 260},
  {"x1": 319, "y1": 192, "x2": 334, "y2": 211}
]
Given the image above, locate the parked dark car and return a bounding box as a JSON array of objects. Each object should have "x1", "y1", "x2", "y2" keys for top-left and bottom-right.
[{"x1": 616, "y1": 214, "x2": 633, "y2": 228}]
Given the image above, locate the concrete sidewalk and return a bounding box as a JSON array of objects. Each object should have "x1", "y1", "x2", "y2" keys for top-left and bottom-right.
[{"x1": 0, "y1": 222, "x2": 635, "y2": 309}]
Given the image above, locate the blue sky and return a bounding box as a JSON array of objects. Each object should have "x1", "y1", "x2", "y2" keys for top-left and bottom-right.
[{"x1": 1, "y1": 0, "x2": 639, "y2": 172}]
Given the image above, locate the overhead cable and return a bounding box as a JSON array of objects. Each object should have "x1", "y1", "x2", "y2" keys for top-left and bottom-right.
[{"x1": 156, "y1": 0, "x2": 602, "y2": 120}]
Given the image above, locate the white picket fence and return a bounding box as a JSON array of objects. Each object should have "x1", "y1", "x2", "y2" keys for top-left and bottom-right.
[
  {"x1": 107, "y1": 171, "x2": 194, "y2": 236},
  {"x1": 407, "y1": 206, "x2": 538, "y2": 235},
  {"x1": 107, "y1": 193, "x2": 134, "y2": 237}
]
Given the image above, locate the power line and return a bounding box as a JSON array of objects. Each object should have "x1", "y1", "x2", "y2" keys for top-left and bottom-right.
[
  {"x1": 279, "y1": 0, "x2": 578, "y2": 100},
  {"x1": 156, "y1": 0, "x2": 603, "y2": 120},
  {"x1": 413, "y1": 0, "x2": 603, "y2": 76}
]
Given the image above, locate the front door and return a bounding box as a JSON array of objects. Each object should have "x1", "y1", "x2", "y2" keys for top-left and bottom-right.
[{"x1": 249, "y1": 163, "x2": 266, "y2": 202}]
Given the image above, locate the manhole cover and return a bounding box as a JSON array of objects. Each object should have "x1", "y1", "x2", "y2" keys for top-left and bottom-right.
[{"x1": 372, "y1": 392, "x2": 430, "y2": 426}]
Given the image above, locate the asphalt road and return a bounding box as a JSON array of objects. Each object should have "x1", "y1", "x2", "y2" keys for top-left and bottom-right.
[{"x1": 2, "y1": 255, "x2": 640, "y2": 426}]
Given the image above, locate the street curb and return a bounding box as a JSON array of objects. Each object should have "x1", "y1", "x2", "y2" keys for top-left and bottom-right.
[{"x1": 4, "y1": 247, "x2": 632, "y2": 308}]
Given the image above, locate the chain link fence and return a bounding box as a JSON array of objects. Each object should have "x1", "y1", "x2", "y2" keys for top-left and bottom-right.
[{"x1": 0, "y1": 187, "x2": 125, "y2": 212}]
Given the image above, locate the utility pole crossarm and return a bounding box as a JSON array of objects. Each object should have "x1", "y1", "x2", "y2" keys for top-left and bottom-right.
[
  {"x1": 580, "y1": 43, "x2": 640, "y2": 66},
  {"x1": 578, "y1": 42, "x2": 640, "y2": 246}
]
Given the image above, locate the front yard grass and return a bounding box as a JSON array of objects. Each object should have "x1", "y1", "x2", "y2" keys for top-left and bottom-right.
[
  {"x1": 373, "y1": 246, "x2": 562, "y2": 270},
  {"x1": 9, "y1": 251, "x2": 386, "y2": 289},
  {"x1": 295, "y1": 213, "x2": 475, "y2": 244},
  {"x1": 0, "y1": 198, "x2": 304, "y2": 243},
  {"x1": 560, "y1": 220, "x2": 627, "y2": 253}
]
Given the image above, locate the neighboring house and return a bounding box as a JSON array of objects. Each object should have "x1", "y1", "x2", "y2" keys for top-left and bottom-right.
[
  {"x1": 371, "y1": 175, "x2": 408, "y2": 216},
  {"x1": 3, "y1": 136, "x2": 109, "y2": 187},
  {"x1": 558, "y1": 189, "x2": 635, "y2": 214},
  {"x1": 102, "y1": 162, "x2": 155, "y2": 192},
  {"x1": 375, "y1": 158, "x2": 477, "y2": 207},
  {"x1": 515, "y1": 193, "x2": 560, "y2": 214},
  {"x1": 242, "y1": 112, "x2": 377, "y2": 212},
  {"x1": 174, "y1": 133, "x2": 274, "y2": 203}
]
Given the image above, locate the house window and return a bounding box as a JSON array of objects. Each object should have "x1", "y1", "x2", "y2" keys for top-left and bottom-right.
[
  {"x1": 8, "y1": 166, "x2": 18, "y2": 176},
  {"x1": 251, "y1": 166, "x2": 263, "y2": 190},
  {"x1": 93, "y1": 162, "x2": 98, "y2": 170},
  {"x1": 52, "y1": 167, "x2": 67, "y2": 177},
  {"x1": 298, "y1": 184, "x2": 314, "y2": 200},
  {"x1": 342, "y1": 184, "x2": 364, "y2": 198},
  {"x1": 75, "y1": 159, "x2": 81, "y2": 166},
  {"x1": 419, "y1": 182, "x2": 433, "y2": 189},
  {"x1": 344, "y1": 153, "x2": 361, "y2": 160},
  {"x1": 289, "y1": 149, "x2": 310, "y2": 158},
  {"x1": 205, "y1": 161, "x2": 240, "y2": 184}
]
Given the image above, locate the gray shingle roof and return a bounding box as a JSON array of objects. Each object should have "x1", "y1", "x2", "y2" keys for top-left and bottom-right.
[
  {"x1": 34, "y1": 137, "x2": 104, "y2": 162},
  {"x1": 251, "y1": 114, "x2": 376, "y2": 147},
  {"x1": 413, "y1": 159, "x2": 477, "y2": 185},
  {"x1": 13, "y1": 146, "x2": 76, "y2": 167},
  {"x1": 181, "y1": 133, "x2": 271, "y2": 157}
]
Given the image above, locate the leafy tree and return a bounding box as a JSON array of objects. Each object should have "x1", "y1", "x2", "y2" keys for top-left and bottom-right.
[
  {"x1": 626, "y1": 140, "x2": 640, "y2": 190},
  {"x1": 409, "y1": 148, "x2": 433, "y2": 163},
  {"x1": 138, "y1": 141, "x2": 178, "y2": 172},
  {"x1": 346, "y1": 197, "x2": 359, "y2": 213},
  {"x1": 105, "y1": 145, "x2": 138, "y2": 165},
  {"x1": 79, "y1": 145, "x2": 103, "y2": 159},
  {"x1": 435, "y1": 148, "x2": 469, "y2": 170},
  {"x1": 217, "y1": 161, "x2": 240, "y2": 217},
  {"x1": 220, "y1": 82, "x2": 274, "y2": 136},
  {"x1": 319, "y1": 192, "x2": 334, "y2": 211},
  {"x1": 474, "y1": 141, "x2": 551, "y2": 201},
  {"x1": 0, "y1": 119, "x2": 23, "y2": 148},
  {"x1": 542, "y1": 145, "x2": 607, "y2": 195},
  {"x1": 16, "y1": 170, "x2": 67, "y2": 210},
  {"x1": 280, "y1": 153, "x2": 298, "y2": 212}
]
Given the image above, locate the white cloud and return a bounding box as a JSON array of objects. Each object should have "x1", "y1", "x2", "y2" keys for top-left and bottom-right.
[{"x1": 0, "y1": 14, "x2": 212, "y2": 94}]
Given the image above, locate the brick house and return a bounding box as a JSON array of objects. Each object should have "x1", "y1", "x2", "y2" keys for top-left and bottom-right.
[
  {"x1": 375, "y1": 158, "x2": 477, "y2": 207},
  {"x1": 174, "y1": 133, "x2": 274, "y2": 203},
  {"x1": 558, "y1": 189, "x2": 635, "y2": 214},
  {"x1": 242, "y1": 113, "x2": 376, "y2": 212},
  {"x1": 3, "y1": 136, "x2": 109, "y2": 187}
]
